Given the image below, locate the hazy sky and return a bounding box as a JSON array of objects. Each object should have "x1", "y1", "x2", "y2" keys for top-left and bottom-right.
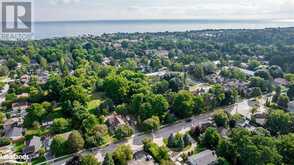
[{"x1": 33, "y1": 0, "x2": 294, "y2": 21}]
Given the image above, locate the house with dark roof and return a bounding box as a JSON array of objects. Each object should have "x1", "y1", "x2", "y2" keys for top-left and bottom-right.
[
  {"x1": 106, "y1": 114, "x2": 126, "y2": 133},
  {"x1": 187, "y1": 150, "x2": 217, "y2": 165},
  {"x1": 11, "y1": 102, "x2": 30, "y2": 111},
  {"x1": 20, "y1": 74, "x2": 30, "y2": 84},
  {"x1": 23, "y1": 136, "x2": 43, "y2": 159}
]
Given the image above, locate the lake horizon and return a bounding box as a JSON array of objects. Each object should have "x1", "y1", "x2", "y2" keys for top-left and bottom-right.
[{"x1": 27, "y1": 19, "x2": 294, "y2": 40}]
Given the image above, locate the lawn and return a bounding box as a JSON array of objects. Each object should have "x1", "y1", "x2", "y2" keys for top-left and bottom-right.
[
  {"x1": 31, "y1": 156, "x2": 46, "y2": 165},
  {"x1": 14, "y1": 140, "x2": 25, "y2": 153},
  {"x1": 87, "y1": 99, "x2": 102, "y2": 114},
  {"x1": 0, "y1": 76, "x2": 7, "y2": 82},
  {"x1": 25, "y1": 128, "x2": 50, "y2": 139},
  {"x1": 47, "y1": 106, "x2": 63, "y2": 120}
]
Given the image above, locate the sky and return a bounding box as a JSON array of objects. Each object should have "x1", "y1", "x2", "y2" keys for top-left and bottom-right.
[{"x1": 33, "y1": 0, "x2": 294, "y2": 21}]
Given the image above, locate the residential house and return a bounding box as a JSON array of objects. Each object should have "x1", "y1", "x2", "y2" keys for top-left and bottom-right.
[
  {"x1": 274, "y1": 78, "x2": 289, "y2": 87},
  {"x1": 3, "y1": 118, "x2": 22, "y2": 131},
  {"x1": 20, "y1": 75, "x2": 30, "y2": 84},
  {"x1": 23, "y1": 136, "x2": 43, "y2": 159},
  {"x1": 113, "y1": 43, "x2": 122, "y2": 48},
  {"x1": 42, "y1": 136, "x2": 52, "y2": 151},
  {"x1": 5, "y1": 127, "x2": 23, "y2": 141},
  {"x1": 157, "y1": 50, "x2": 169, "y2": 58},
  {"x1": 252, "y1": 112, "x2": 267, "y2": 126},
  {"x1": 38, "y1": 70, "x2": 49, "y2": 84},
  {"x1": 204, "y1": 74, "x2": 224, "y2": 84},
  {"x1": 240, "y1": 63, "x2": 249, "y2": 69},
  {"x1": 11, "y1": 102, "x2": 30, "y2": 111},
  {"x1": 199, "y1": 121, "x2": 214, "y2": 130},
  {"x1": 41, "y1": 120, "x2": 53, "y2": 128},
  {"x1": 187, "y1": 150, "x2": 218, "y2": 165},
  {"x1": 235, "y1": 67, "x2": 255, "y2": 77},
  {"x1": 106, "y1": 114, "x2": 126, "y2": 133},
  {"x1": 128, "y1": 150, "x2": 154, "y2": 165},
  {"x1": 102, "y1": 57, "x2": 111, "y2": 65},
  {"x1": 0, "y1": 84, "x2": 9, "y2": 97},
  {"x1": 288, "y1": 101, "x2": 294, "y2": 113}
]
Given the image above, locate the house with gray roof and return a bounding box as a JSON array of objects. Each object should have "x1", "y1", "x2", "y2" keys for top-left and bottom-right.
[
  {"x1": 288, "y1": 101, "x2": 294, "y2": 113},
  {"x1": 5, "y1": 127, "x2": 23, "y2": 141},
  {"x1": 187, "y1": 150, "x2": 217, "y2": 165},
  {"x1": 23, "y1": 136, "x2": 43, "y2": 158}
]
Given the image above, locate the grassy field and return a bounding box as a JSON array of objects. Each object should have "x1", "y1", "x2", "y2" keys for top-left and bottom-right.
[
  {"x1": 87, "y1": 99, "x2": 102, "y2": 114},
  {"x1": 25, "y1": 128, "x2": 50, "y2": 140},
  {"x1": 14, "y1": 140, "x2": 25, "y2": 153},
  {"x1": 87, "y1": 92, "x2": 105, "y2": 114},
  {"x1": 31, "y1": 156, "x2": 46, "y2": 165}
]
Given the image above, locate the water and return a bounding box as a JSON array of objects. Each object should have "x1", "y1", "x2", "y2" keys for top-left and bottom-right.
[{"x1": 30, "y1": 19, "x2": 294, "y2": 40}]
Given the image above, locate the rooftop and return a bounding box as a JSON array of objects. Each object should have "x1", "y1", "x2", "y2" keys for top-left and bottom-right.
[{"x1": 187, "y1": 150, "x2": 217, "y2": 165}]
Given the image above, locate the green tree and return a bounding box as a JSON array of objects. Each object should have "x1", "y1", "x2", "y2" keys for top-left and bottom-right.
[
  {"x1": 45, "y1": 74, "x2": 64, "y2": 100},
  {"x1": 255, "y1": 69, "x2": 273, "y2": 80},
  {"x1": 215, "y1": 157, "x2": 230, "y2": 165},
  {"x1": 172, "y1": 90, "x2": 195, "y2": 118},
  {"x1": 277, "y1": 95, "x2": 289, "y2": 109},
  {"x1": 112, "y1": 144, "x2": 133, "y2": 165},
  {"x1": 0, "y1": 112, "x2": 5, "y2": 124},
  {"x1": 61, "y1": 85, "x2": 89, "y2": 106},
  {"x1": 142, "y1": 116, "x2": 160, "y2": 131},
  {"x1": 193, "y1": 64, "x2": 205, "y2": 79},
  {"x1": 0, "y1": 65, "x2": 9, "y2": 76},
  {"x1": 82, "y1": 114, "x2": 98, "y2": 133},
  {"x1": 81, "y1": 154, "x2": 100, "y2": 165},
  {"x1": 250, "y1": 87, "x2": 262, "y2": 97},
  {"x1": 103, "y1": 153, "x2": 115, "y2": 165},
  {"x1": 222, "y1": 88, "x2": 238, "y2": 105},
  {"x1": 210, "y1": 84, "x2": 225, "y2": 107},
  {"x1": 131, "y1": 93, "x2": 169, "y2": 121},
  {"x1": 0, "y1": 137, "x2": 11, "y2": 147},
  {"x1": 104, "y1": 75, "x2": 129, "y2": 103},
  {"x1": 217, "y1": 140, "x2": 237, "y2": 164},
  {"x1": 153, "y1": 80, "x2": 170, "y2": 94},
  {"x1": 143, "y1": 139, "x2": 169, "y2": 162},
  {"x1": 214, "y1": 110, "x2": 229, "y2": 127},
  {"x1": 51, "y1": 135, "x2": 68, "y2": 157},
  {"x1": 24, "y1": 103, "x2": 47, "y2": 128},
  {"x1": 52, "y1": 118, "x2": 70, "y2": 133},
  {"x1": 201, "y1": 127, "x2": 221, "y2": 149},
  {"x1": 266, "y1": 110, "x2": 293, "y2": 135},
  {"x1": 278, "y1": 133, "x2": 294, "y2": 164},
  {"x1": 115, "y1": 124, "x2": 134, "y2": 140},
  {"x1": 273, "y1": 86, "x2": 281, "y2": 103},
  {"x1": 248, "y1": 59, "x2": 261, "y2": 70},
  {"x1": 67, "y1": 130, "x2": 85, "y2": 153}
]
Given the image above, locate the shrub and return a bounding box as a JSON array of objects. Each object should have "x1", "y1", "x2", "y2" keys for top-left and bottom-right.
[{"x1": 0, "y1": 137, "x2": 11, "y2": 147}]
